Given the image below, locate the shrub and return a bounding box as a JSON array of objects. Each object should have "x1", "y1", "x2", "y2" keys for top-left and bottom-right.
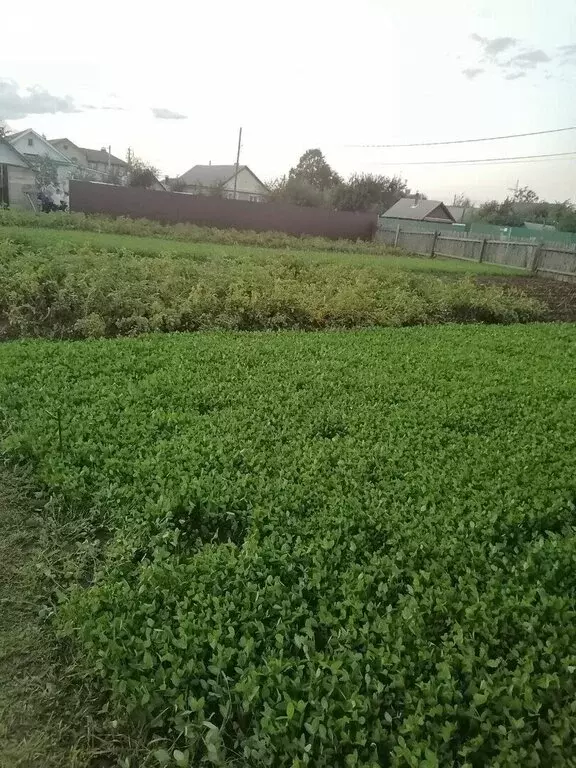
[{"x1": 0, "y1": 237, "x2": 543, "y2": 338}]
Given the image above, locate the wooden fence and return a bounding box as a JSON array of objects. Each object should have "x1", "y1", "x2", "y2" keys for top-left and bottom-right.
[{"x1": 377, "y1": 223, "x2": 576, "y2": 281}]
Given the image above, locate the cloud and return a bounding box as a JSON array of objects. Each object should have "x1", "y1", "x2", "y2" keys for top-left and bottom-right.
[
  {"x1": 485, "y1": 37, "x2": 518, "y2": 57},
  {"x1": 558, "y1": 44, "x2": 576, "y2": 65},
  {"x1": 469, "y1": 35, "x2": 556, "y2": 80},
  {"x1": 462, "y1": 67, "x2": 484, "y2": 80},
  {"x1": 82, "y1": 103, "x2": 125, "y2": 111},
  {"x1": 471, "y1": 34, "x2": 518, "y2": 59},
  {"x1": 151, "y1": 107, "x2": 187, "y2": 120},
  {"x1": 0, "y1": 79, "x2": 79, "y2": 119},
  {"x1": 509, "y1": 49, "x2": 550, "y2": 69}
]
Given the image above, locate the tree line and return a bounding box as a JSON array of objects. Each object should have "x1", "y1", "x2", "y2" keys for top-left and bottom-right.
[
  {"x1": 475, "y1": 186, "x2": 576, "y2": 233},
  {"x1": 267, "y1": 149, "x2": 424, "y2": 213}
]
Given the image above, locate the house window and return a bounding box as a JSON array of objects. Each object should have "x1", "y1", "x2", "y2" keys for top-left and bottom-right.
[
  {"x1": 249, "y1": 195, "x2": 260, "y2": 203},
  {"x1": 63, "y1": 143, "x2": 69, "y2": 150},
  {"x1": 27, "y1": 138, "x2": 33, "y2": 147}
]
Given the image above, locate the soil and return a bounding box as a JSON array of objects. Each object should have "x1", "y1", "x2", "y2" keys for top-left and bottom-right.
[{"x1": 476, "y1": 275, "x2": 576, "y2": 322}]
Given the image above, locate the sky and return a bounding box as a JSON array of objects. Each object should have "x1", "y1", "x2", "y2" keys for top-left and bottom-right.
[{"x1": 1, "y1": 0, "x2": 576, "y2": 204}]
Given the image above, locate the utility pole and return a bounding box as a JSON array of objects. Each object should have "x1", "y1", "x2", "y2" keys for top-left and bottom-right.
[
  {"x1": 508, "y1": 179, "x2": 520, "y2": 199},
  {"x1": 233, "y1": 127, "x2": 242, "y2": 200}
]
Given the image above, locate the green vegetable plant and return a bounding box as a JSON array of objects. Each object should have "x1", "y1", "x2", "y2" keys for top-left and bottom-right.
[{"x1": 1, "y1": 325, "x2": 575, "y2": 765}]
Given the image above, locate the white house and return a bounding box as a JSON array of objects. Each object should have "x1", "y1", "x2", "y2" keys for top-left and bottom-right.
[
  {"x1": 49, "y1": 138, "x2": 129, "y2": 180},
  {"x1": 176, "y1": 164, "x2": 268, "y2": 201},
  {"x1": 0, "y1": 138, "x2": 36, "y2": 209},
  {"x1": 8, "y1": 129, "x2": 74, "y2": 192}
]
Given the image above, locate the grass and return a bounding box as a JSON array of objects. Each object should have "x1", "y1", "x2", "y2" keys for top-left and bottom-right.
[
  {"x1": 0, "y1": 466, "x2": 89, "y2": 767},
  {"x1": 0, "y1": 467, "x2": 151, "y2": 768},
  {"x1": 1, "y1": 224, "x2": 524, "y2": 275},
  {"x1": 0, "y1": 228, "x2": 540, "y2": 340},
  {"x1": 1, "y1": 325, "x2": 576, "y2": 765}
]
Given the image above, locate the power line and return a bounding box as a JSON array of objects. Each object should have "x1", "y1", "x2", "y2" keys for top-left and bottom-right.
[
  {"x1": 347, "y1": 126, "x2": 576, "y2": 148},
  {"x1": 373, "y1": 150, "x2": 576, "y2": 166}
]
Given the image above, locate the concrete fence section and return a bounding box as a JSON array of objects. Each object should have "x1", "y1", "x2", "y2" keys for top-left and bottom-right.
[
  {"x1": 69, "y1": 181, "x2": 378, "y2": 241},
  {"x1": 377, "y1": 223, "x2": 576, "y2": 281}
]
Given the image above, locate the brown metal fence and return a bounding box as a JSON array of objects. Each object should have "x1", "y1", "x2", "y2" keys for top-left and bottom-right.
[{"x1": 69, "y1": 181, "x2": 378, "y2": 241}]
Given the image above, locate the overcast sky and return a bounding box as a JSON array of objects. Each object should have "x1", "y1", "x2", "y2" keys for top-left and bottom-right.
[{"x1": 2, "y1": 0, "x2": 575, "y2": 203}]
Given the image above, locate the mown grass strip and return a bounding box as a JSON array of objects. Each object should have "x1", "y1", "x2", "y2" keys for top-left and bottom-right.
[{"x1": 0, "y1": 225, "x2": 522, "y2": 275}]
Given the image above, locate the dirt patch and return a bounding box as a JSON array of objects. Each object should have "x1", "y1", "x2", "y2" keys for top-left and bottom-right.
[{"x1": 476, "y1": 275, "x2": 576, "y2": 322}]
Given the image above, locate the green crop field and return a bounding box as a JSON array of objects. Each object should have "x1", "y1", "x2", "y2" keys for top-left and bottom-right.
[
  {"x1": 0, "y1": 224, "x2": 523, "y2": 275},
  {"x1": 1, "y1": 325, "x2": 576, "y2": 766},
  {"x1": 0, "y1": 224, "x2": 538, "y2": 340}
]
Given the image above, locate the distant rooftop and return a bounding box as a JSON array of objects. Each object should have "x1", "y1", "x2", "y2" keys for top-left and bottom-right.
[{"x1": 382, "y1": 198, "x2": 455, "y2": 222}]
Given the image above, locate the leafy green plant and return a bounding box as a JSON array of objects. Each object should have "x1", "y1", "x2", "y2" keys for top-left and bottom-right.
[
  {"x1": 0, "y1": 230, "x2": 541, "y2": 339},
  {"x1": 1, "y1": 325, "x2": 575, "y2": 765}
]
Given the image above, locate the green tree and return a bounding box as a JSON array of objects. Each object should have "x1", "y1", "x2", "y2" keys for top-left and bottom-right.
[
  {"x1": 128, "y1": 156, "x2": 160, "y2": 189},
  {"x1": 268, "y1": 176, "x2": 325, "y2": 207},
  {"x1": 288, "y1": 149, "x2": 342, "y2": 192},
  {"x1": 453, "y1": 193, "x2": 472, "y2": 207},
  {"x1": 554, "y1": 202, "x2": 576, "y2": 233},
  {"x1": 476, "y1": 199, "x2": 524, "y2": 227},
  {"x1": 331, "y1": 173, "x2": 410, "y2": 213},
  {"x1": 30, "y1": 155, "x2": 59, "y2": 191},
  {"x1": 511, "y1": 185, "x2": 539, "y2": 204}
]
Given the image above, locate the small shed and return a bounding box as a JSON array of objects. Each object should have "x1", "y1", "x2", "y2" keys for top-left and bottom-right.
[
  {"x1": 382, "y1": 198, "x2": 456, "y2": 223},
  {"x1": 0, "y1": 138, "x2": 36, "y2": 209}
]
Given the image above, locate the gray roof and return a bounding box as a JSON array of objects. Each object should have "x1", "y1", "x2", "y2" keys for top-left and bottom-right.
[
  {"x1": 382, "y1": 198, "x2": 455, "y2": 222},
  {"x1": 81, "y1": 147, "x2": 127, "y2": 167},
  {"x1": 0, "y1": 136, "x2": 33, "y2": 168},
  {"x1": 523, "y1": 221, "x2": 556, "y2": 231},
  {"x1": 7, "y1": 129, "x2": 27, "y2": 141},
  {"x1": 179, "y1": 164, "x2": 244, "y2": 187},
  {"x1": 447, "y1": 206, "x2": 465, "y2": 222}
]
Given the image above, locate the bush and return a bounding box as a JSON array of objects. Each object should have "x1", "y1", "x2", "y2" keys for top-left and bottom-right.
[{"x1": 0, "y1": 237, "x2": 543, "y2": 339}]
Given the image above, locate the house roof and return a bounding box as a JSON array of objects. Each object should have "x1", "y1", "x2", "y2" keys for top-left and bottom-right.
[
  {"x1": 81, "y1": 147, "x2": 128, "y2": 167},
  {"x1": 0, "y1": 136, "x2": 33, "y2": 168},
  {"x1": 179, "y1": 164, "x2": 268, "y2": 191},
  {"x1": 382, "y1": 198, "x2": 456, "y2": 223},
  {"x1": 180, "y1": 164, "x2": 245, "y2": 186},
  {"x1": 49, "y1": 138, "x2": 128, "y2": 168},
  {"x1": 523, "y1": 221, "x2": 556, "y2": 231},
  {"x1": 6, "y1": 129, "x2": 28, "y2": 142},
  {"x1": 447, "y1": 206, "x2": 465, "y2": 222},
  {"x1": 8, "y1": 129, "x2": 72, "y2": 164},
  {"x1": 50, "y1": 137, "x2": 81, "y2": 148}
]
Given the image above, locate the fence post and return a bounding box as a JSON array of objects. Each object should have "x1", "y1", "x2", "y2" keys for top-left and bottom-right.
[
  {"x1": 531, "y1": 242, "x2": 543, "y2": 273},
  {"x1": 430, "y1": 231, "x2": 439, "y2": 259},
  {"x1": 478, "y1": 238, "x2": 487, "y2": 263},
  {"x1": 393, "y1": 223, "x2": 401, "y2": 247}
]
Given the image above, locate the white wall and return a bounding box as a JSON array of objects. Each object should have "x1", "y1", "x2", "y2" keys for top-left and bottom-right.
[
  {"x1": 50, "y1": 140, "x2": 88, "y2": 166},
  {"x1": 222, "y1": 168, "x2": 268, "y2": 200},
  {"x1": 10, "y1": 133, "x2": 70, "y2": 165},
  {"x1": 6, "y1": 165, "x2": 36, "y2": 208}
]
